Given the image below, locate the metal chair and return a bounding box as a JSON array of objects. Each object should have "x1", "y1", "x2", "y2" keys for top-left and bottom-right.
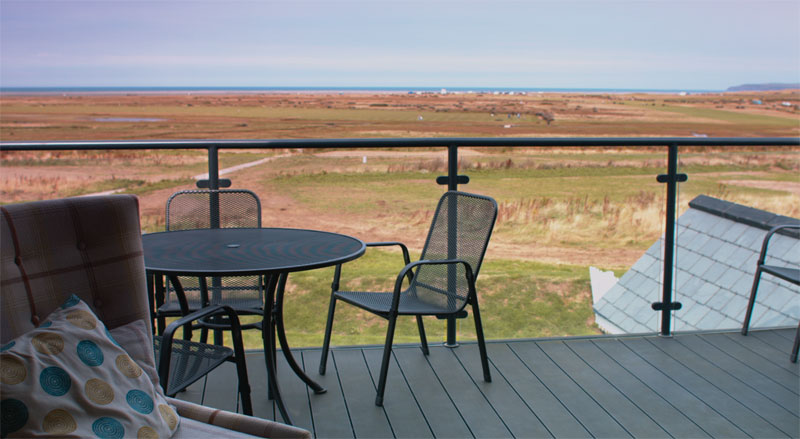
[
  {"x1": 319, "y1": 191, "x2": 498, "y2": 406},
  {"x1": 741, "y1": 224, "x2": 800, "y2": 363},
  {"x1": 155, "y1": 189, "x2": 264, "y2": 345}
]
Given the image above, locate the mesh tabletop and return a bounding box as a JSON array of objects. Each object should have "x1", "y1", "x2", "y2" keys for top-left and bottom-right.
[{"x1": 143, "y1": 228, "x2": 365, "y2": 276}]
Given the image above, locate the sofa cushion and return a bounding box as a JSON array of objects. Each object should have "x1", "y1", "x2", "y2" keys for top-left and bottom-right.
[
  {"x1": 109, "y1": 319, "x2": 160, "y2": 390},
  {"x1": 0, "y1": 295, "x2": 179, "y2": 438}
]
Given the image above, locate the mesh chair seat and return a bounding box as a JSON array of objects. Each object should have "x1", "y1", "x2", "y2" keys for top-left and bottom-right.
[
  {"x1": 761, "y1": 265, "x2": 800, "y2": 284},
  {"x1": 335, "y1": 288, "x2": 466, "y2": 315},
  {"x1": 153, "y1": 335, "x2": 234, "y2": 396},
  {"x1": 158, "y1": 293, "x2": 263, "y2": 315}
]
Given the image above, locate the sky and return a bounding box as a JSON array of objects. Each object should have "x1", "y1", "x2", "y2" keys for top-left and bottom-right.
[{"x1": 1, "y1": 0, "x2": 798, "y2": 90}]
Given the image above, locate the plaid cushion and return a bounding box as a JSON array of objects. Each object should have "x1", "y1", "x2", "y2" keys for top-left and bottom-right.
[{"x1": 1, "y1": 195, "x2": 149, "y2": 344}]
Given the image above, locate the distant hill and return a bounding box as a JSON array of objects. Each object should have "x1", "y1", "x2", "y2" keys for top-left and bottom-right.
[{"x1": 726, "y1": 83, "x2": 800, "y2": 92}]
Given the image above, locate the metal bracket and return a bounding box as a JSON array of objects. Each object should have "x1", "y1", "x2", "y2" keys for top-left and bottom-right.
[
  {"x1": 196, "y1": 179, "x2": 232, "y2": 189},
  {"x1": 436, "y1": 175, "x2": 470, "y2": 185},
  {"x1": 651, "y1": 302, "x2": 683, "y2": 311},
  {"x1": 437, "y1": 310, "x2": 468, "y2": 319},
  {"x1": 656, "y1": 174, "x2": 688, "y2": 183}
]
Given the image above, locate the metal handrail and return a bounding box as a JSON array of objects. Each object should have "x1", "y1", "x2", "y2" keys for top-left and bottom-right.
[
  {"x1": 1, "y1": 136, "x2": 797, "y2": 150},
  {"x1": 3, "y1": 137, "x2": 798, "y2": 340}
]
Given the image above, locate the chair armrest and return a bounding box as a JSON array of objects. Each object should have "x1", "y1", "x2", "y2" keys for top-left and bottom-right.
[
  {"x1": 758, "y1": 225, "x2": 800, "y2": 264},
  {"x1": 167, "y1": 398, "x2": 311, "y2": 438},
  {"x1": 391, "y1": 258, "x2": 477, "y2": 311},
  {"x1": 366, "y1": 241, "x2": 412, "y2": 266},
  {"x1": 332, "y1": 241, "x2": 413, "y2": 291},
  {"x1": 158, "y1": 305, "x2": 247, "y2": 394}
]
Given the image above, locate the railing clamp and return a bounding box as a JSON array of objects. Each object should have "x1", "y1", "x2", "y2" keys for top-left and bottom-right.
[
  {"x1": 656, "y1": 174, "x2": 688, "y2": 183},
  {"x1": 436, "y1": 175, "x2": 470, "y2": 185},
  {"x1": 196, "y1": 179, "x2": 232, "y2": 189},
  {"x1": 651, "y1": 302, "x2": 683, "y2": 311}
]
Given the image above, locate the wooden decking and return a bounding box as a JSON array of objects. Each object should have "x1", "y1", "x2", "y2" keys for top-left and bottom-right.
[{"x1": 178, "y1": 328, "x2": 799, "y2": 438}]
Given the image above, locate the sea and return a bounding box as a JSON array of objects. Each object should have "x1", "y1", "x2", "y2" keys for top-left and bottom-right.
[{"x1": 0, "y1": 86, "x2": 719, "y2": 95}]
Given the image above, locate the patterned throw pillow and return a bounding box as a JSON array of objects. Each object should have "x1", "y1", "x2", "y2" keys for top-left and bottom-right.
[{"x1": 0, "y1": 295, "x2": 180, "y2": 438}]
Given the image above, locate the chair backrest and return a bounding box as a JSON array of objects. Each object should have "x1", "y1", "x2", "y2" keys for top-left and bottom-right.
[
  {"x1": 166, "y1": 189, "x2": 261, "y2": 231},
  {"x1": 164, "y1": 189, "x2": 263, "y2": 311},
  {"x1": 1, "y1": 195, "x2": 150, "y2": 343},
  {"x1": 413, "y1": 191, "x2": 498, "y2": 311}
]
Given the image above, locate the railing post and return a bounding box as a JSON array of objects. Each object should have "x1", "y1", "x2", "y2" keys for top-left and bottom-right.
[
  {"x1": 653, "y1": 144, "x2": 686, "y2": 336},
  {"x1": 445, "y1": 144, "x2": 459, "y2": 347},
  {"x1": 207, "y1": 145, "x2": 221, "y2": 229},
  {"x1": 207, "y1": 145, "x2": 224, "y2": 344}
]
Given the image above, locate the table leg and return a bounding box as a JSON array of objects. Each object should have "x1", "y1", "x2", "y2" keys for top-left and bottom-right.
[
  {"x1": 262, "y1": 273, "x2": 292, "y2": 425},
  {"x1": 274, "y1": 273, "x2": 327, "y2": 394},
  {"x1": 153, "y1": 273, "x2": 166, "y2": 335}
]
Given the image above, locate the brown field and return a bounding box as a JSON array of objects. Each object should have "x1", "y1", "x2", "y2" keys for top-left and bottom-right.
[{"x1": 1, "y1": 89, "x2": 798, "y2": 140}]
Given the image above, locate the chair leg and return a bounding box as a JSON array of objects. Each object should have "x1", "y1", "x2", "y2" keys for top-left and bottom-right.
[
  {"x1": 792, "y1": 321, "x2": 800, "y2": 363},
  {"x1": 471, "y1": 300, "x2": 491, "y2": 382},
  {"x1": 375, "y1": 313, "x2": 399, "y2": 407},
  {"x1": 319, "y1": 294, "x2": 338, "y2": 375},
  {"x1": 742, "y1": 268, "x2": 763, "y2": 336},
  {"x1": 229, "y1": 327, "x2": 252, "y2": 416},
  {"x1": 416, "y1": 315, "x2": 429, "y2": 355}
]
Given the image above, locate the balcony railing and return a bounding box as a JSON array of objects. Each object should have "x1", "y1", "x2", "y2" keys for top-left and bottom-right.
[{"x1": 3, "y1": 136, "x2": 798, "y2": 344}]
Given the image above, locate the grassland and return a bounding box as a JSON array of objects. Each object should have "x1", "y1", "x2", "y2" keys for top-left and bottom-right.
[{"x1": 1, "y1": 90, "x2": 798, "y2": 348}]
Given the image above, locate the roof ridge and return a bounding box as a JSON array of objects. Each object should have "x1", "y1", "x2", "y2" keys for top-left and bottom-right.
[{"x1": 688, "y1": 195, "x2": 800, "y2": 238}]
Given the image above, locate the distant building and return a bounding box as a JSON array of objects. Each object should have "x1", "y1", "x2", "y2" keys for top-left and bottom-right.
[
  {"x1": 593, "y1": 195, "x2": 799, "y2": 334},
  {"x1": 752, "y1": 99, "x2": 763, "y2": 105}
]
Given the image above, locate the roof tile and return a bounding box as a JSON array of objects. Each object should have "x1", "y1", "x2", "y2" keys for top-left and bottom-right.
[
  {"x1": 677, "y1": 249, "x2": 701, "y2": 269},
  {"x1": 721, "y1": 295, "x2": 749, "y2": 320},
  {"x1": 717, "y1": 269, "x2": 748, "y2": 294},
  {"x1": 702, "y1": 262, "x2": 728, "y2": 285},
  {"x1": 720, "y1": 222, "x2": 749, "y2": 243},
  {"x1": 735, "y1": 228, "x2": 766, "y2": 249},
  {"x1": 701, "y1": 310, "x2": 726, "y2": 328},
  {"x1": 694, "y1": 282, "x2": 720, "y2": 304},
  {"x1": 689, "y1": 256, "x2": 715, "y2": 279},
  {"x1": 727, "y1": 246, "x2": 755, "y2": 270}
]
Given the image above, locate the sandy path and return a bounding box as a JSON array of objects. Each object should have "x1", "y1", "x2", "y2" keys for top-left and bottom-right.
[{"x1": 722, "y1": 179, "x2": 800, "y2": 195}]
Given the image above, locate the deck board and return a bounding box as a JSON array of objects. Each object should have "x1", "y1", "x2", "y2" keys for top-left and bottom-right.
[
  {"x1": 362, "y1": 348, "x2": 434, "y2": 439},
  {"x1": 453, "y1": 344, "x2": 551, "y2": 438},
  {"x1": 332, "y1": 348, "x2": 394, "y2": 438},
  {"x1": 486, "y1": 343, "x2": 587, "y2": 438},
  {"x1": 424, "y1": 345, "x2": 512, "y2": 438},
  {"x1": 623, "y1": 337, "x2": 783, "y2": 438},
  {"x1": 511, "y1": 340, "x2": 632, "y2": 438},
  {"x1": 177, "y1": 329, "x2": 800, "y2": 438},
  {"x1": 566, "y1": 339, "x2": 709, "y2": 438},
  {"x1": 392, "y1": 346, "x2": 473, "y2": 438},
  {"x1": 539, "y1": 340, "x2": 669, "y2": 438}
]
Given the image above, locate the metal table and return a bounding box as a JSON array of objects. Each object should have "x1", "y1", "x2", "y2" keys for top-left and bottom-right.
[{"x1": 143, "y1": 227, "x2": 365, "y2": 424}]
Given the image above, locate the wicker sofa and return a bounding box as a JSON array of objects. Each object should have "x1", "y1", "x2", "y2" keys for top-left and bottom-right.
[{"x1": 0, "y1": 195, "x2": 310, "y2": 438}]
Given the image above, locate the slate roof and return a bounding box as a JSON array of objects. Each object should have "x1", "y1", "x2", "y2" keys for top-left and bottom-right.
[{"x1": 593, "y1": 195, "x2": 800, "y2": 334}]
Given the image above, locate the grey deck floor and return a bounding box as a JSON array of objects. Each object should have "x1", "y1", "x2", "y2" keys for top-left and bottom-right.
[{"x1": 178, "y1": 328, "x2": 799, "y2": 438}]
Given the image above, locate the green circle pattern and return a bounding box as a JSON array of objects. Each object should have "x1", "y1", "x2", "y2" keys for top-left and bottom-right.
[
  {"x1": 77, "y1": 340, "x2": 104, "y2": 367},
  {"x1": 40, "y1": 366, "x2": 71, "y2": 396},
  {"x1": 92, "y1": 417, "x2": 124, "y2": 439}
]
